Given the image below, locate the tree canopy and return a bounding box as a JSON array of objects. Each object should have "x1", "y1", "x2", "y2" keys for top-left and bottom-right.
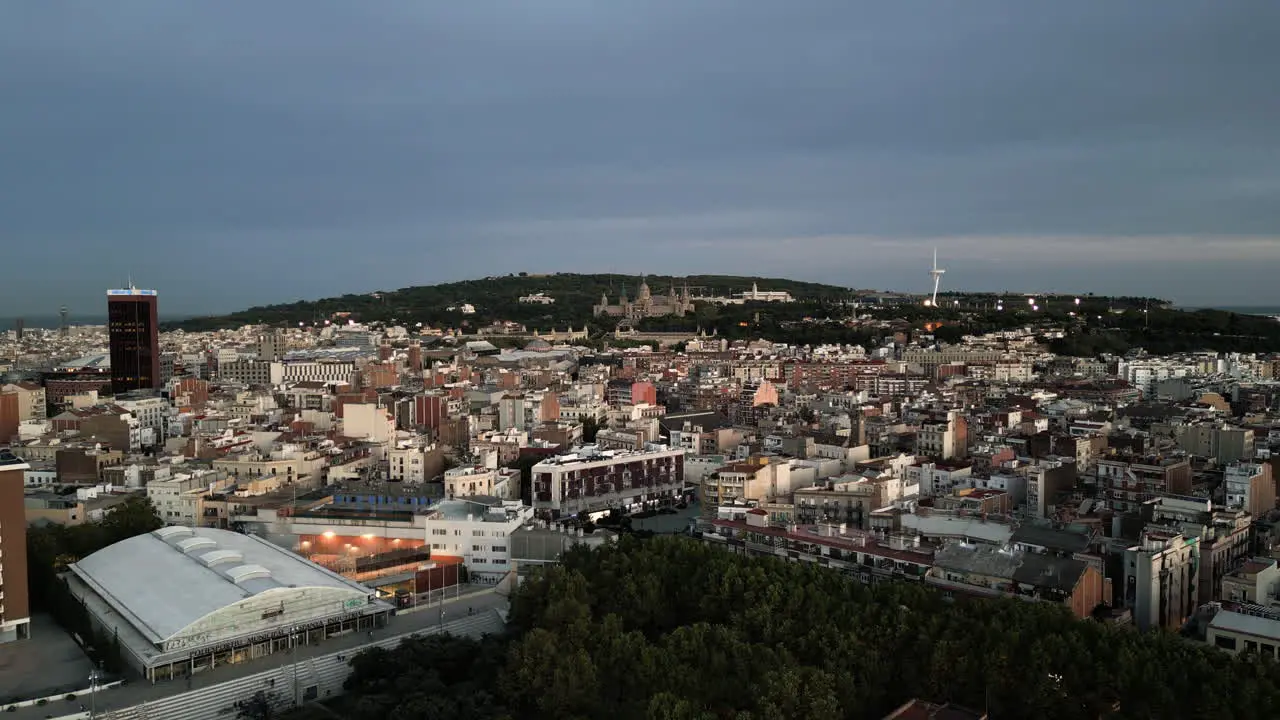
[
  {"x1": 334, "y1": 536, "x2": 1280, "y2": 720},
  {"x1": 26, "y1": 495, "x2": 164, "y2": 675}
]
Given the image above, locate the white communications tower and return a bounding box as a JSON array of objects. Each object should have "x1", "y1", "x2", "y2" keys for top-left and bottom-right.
[{"x1": 927, "y1": 248, "x2": 946, "y2": 307}]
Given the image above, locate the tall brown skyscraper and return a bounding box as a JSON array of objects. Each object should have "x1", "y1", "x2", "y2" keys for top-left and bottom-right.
[
  {"x1": 0, "y1": 450, "x2": 31, "y2": 642},
  {"x1": 107, "y1": 287, "x2": 161, "y2": 395}
]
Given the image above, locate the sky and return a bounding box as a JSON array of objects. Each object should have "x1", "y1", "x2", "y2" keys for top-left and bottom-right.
[{"x1": 2, "y1": 2, "x2": 1279, "y2": 316}]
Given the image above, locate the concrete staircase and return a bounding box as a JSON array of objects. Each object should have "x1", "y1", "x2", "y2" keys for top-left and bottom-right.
[{"x1": 96, "y1": 611, "x2": 505, "y2": 720}]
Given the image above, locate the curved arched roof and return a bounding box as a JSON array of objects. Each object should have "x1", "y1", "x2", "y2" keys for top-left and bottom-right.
[{"x1": 71, "y1": 527, "x2": 374, "y2": 646}]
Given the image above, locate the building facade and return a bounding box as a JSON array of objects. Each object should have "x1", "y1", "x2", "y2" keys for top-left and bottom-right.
[
  {"x1": 0, "y1": 451, "x2": 31, "y2": 643},
  {"x1": 107, "y1": 287, "x2": 161, "y2": 395},
  {"x1": 1124, "y1": 529, "x2": 1200, "y2": 632},
  {"x1": 531, "y1": 444, "x2": 685, "y2": 517},
  {"x1": 593, "y1": 279, "x2": 695, "y2": 320}
]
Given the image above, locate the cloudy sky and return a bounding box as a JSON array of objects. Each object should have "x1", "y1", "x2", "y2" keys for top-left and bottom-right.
[{"x1": 2, "y1": 2, "x2": 1278, "y2": 316}]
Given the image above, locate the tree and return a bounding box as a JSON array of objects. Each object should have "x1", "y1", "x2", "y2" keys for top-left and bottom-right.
[
  {"x1": 236, "y1": 691, "x2": 274, "y2": 720},
  {"x1": 581, "y1": 417, "x2": 600, "y2": 443},
  {"x1": 339, "y1": 535, "x2": 1280, "y2": 719}
]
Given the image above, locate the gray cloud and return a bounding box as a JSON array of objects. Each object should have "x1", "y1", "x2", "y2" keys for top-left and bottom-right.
[{"x1": 1, "y1": 1, "x2": 1278, "y2": 315}]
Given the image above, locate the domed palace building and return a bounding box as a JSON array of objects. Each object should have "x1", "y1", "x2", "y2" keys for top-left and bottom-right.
[{"x1": 593, "y1": 277, "x2": 694, "y2": 320}]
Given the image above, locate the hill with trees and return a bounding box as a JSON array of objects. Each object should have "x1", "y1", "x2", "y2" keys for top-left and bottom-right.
[
  {"x1": 166, "y1": 273, "x2": 853, "y2": 333},
  {"x1": 167, "y1": 274, "x2": 1280, "y2": 356},
  {"x1": 317, "y1": 536, "x2": 1280, "y2": 720}
]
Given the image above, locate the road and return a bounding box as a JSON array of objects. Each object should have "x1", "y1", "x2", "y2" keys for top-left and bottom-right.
[{"x1": 10, "y1": 586, "x2": 507, "y2": 720}]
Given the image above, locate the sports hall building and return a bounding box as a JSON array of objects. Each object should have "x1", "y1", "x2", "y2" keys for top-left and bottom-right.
[{"x1": 67, "y1": 526, "x2": 393, "y2": 682}]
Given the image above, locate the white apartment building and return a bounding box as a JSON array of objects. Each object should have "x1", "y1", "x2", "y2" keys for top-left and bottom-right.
[
  {"x1": 1117, "y1": 359, "x2": 1198, "y2": 397},
  {"x1": 444, "y1": 464, "x2": 518, "y2": 500},
  {"x1": 342, "y1": 403, "x2": 395, "y2": 445},
  {"x1": 424, "y1": 498, "x2": 534, "y2": 581},
  {"x1": 558, "y1": 402, "x2": 610, "y2": 424},
  {"x1": 212, "y1": 445, "x2": 327, "y2": 483},
  {"x1": 282, "y1": 361, "x2": 357, "y2": 385},
  {"x1": 906, "y1": 461, "x2": 974, "y2": 497}
]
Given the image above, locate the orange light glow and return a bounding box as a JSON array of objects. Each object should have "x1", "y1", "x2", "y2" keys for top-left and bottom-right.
[{"x1": 322, "y1": 531, "x2": 335, "y2": 538}]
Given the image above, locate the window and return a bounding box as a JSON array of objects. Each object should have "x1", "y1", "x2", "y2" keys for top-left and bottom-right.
[
  {"x1": 491, "y1": 545, "x2": 507, "y2": 553},
  {"x1": 1246, "y1": 640, "x2": 1259, "y2": 654},
  {"x1": 1215, "y1": 635, "x2": 1238, "y2": 651},
  {"x1": 472, "y1": 530, "x2": 485, "y2": 536},
  {"x1": 432, "y1": 529, "x2": 447, "y2": 536},
  {"x1": 472, "y1": 545, "x2": 483, "y2": 552}
]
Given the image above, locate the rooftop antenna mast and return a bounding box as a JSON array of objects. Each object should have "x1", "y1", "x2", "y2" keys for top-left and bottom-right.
[{"x1": 928, "y1": 248, "x2": 946, "y2": 307}]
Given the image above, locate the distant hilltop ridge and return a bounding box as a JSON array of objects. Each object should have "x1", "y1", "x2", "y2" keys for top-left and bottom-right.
[{"x1": 165, "y1": 273, "x2": 858, "y2": 332}]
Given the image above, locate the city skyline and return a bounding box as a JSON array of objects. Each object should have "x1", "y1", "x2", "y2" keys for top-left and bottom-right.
[{"x1": 3, "y1": 2, "x2": 1279, "y2": 315}]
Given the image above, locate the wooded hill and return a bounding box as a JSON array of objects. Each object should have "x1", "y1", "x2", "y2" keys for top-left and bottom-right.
[
  {"x1": 167, "y1": 273, "x2": 853, "y2": 333},
  {"x1": 167, "y1": 273, "x2": 1280, "y2": 357}
]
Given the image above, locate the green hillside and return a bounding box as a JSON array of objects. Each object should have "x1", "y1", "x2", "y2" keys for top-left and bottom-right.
[{"x1": 166, "y1": 273, "x2": 853, "y2": 332}]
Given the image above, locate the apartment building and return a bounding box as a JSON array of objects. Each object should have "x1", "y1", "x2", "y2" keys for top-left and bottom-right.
[
  {"x1": 907, "y1": 461, "x2": 973, "y2": 498},
  {"x1": 1180, "y1": 424, "x2": 1255, "y2": 464},
  {"x1": 1097, "y1": 453, "x2": 1192, "y2": 513},
  {"x1": 0, "y1": 382, "x2": 46, "y2": 421},
  {"x1": 1221, "y1": 558, "x2": 1280, "y2": 607},
  {"x1": 444, "y1": 464, "x2": 518, "y2": 500},
  {"x1": 1224, "y1": 461, "x2": 1276, "y2": 521},
  {"x1": 707, "y1": 509, "x2": 934, "y2": 584},
  {"x1": 794, "y1": 475, "x2": 909, "y2": 530},
  {"x1": 925, "y1": 542, "x2": 1107, "y2": 619},
  {"x1": 0, "y1": 451, "x2": 31, "y2": 642},
  {"x1": 1024, "y1": 460, "x2": 1079, "y2": 519},
  {"x1": 1124, "y1": 529, "x2": 1200, "y2": 632},
  {"x1": 387, "y1": 440, "x2": 446, "y2": 484},
  {"x1": 211, "y1": 446, "x2": 326, "y2": 484},
  {"x1": 701, "y1": 456, "x2": 794, "y2": 512},
  {"x1": 114, "y1": 391, "x2": 168, "y2": 446},
  {"x1": 531, "y1": 444, "x2": 685, "y2": 518},
  {"x1": 915, "y1": 410, "x2": 968, "y2": 460}
]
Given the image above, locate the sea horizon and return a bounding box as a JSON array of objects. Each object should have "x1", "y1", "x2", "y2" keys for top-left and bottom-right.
[{"x1": 0, "y1": 314, "x2": 195, "y2": 330}]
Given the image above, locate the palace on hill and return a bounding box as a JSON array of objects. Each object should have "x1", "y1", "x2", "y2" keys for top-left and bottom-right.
[{"x1": 593, "y1": 278, "x2": 695, "y2": 320}]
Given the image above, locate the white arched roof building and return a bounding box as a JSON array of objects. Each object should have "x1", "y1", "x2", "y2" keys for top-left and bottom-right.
[{"x1": 69, "y1": 526, "x2": 391, "y2": 681}]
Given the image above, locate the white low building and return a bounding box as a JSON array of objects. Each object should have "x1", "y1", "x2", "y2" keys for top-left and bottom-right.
[{"x1": 423, "y1": 497, "x2": 534, "y2": 581}]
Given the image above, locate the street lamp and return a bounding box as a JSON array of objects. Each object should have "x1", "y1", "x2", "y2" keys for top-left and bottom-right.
[
  {"x1": 88, "y1": 667, "x2": 101, "y2": 719},
  {"x1": 290, "y1": 625, "x2": 302, "y2": 708}
]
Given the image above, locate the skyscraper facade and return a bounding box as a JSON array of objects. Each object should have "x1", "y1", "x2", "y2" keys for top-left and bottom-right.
[{"x1": 107, "y1": 287, "x2": 161, "y2": 395}]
